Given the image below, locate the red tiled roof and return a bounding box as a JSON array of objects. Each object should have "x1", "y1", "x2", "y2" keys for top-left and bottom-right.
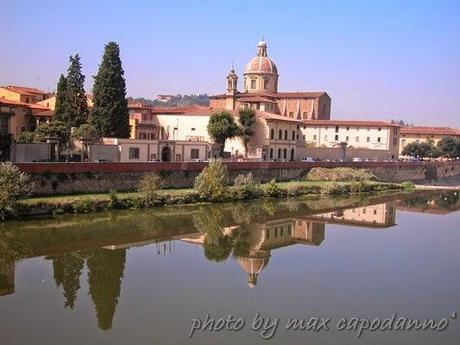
[
  {"x1": 302, "y1": 119, "x2": 400, "y2": 127},
  {"x1": 400, "y1": 126, "x2": 460, "y2": 136},
  {"x1": 238, "y1": 96, "x2": 277, "y2": 103},
  {"x1": 1, "y1": 85, "x2": 49, "y2": 96}
]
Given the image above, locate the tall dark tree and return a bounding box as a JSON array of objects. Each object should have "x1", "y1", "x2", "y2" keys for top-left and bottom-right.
[
  {"x1": 207, "y1": 111, "x2": 238, "y2": 157},
  {"x1": 54, "y1": 74, "x2": 68, "y2": 122},
  {"x1": 65, "y1": 54, "x2": 89, "y2": 127},
  {"x1": 91, "y1": 42, "x2": 129, "y2": 138},
  {"x1": 238, "y1": 109, "x2": 257, "y2": 158}
]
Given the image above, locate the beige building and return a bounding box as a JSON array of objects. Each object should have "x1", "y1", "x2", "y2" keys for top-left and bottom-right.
[
  {"x1": 209, "y1": 40, "x2": 331, "y2": 120},
  {"x1": 102, "y1": 137, "x2": 211, "y2": 162},
  {"x1": 299, "y1": 119, "x2": 401, "y2": 160},
  {"x1": 0, "y1": 85, "x2": 52, "y2": 104},
  {"x1": 399, "y1": 126, "x2": 460, "y2": 154}
]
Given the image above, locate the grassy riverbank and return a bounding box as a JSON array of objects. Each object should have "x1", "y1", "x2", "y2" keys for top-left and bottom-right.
[{"x1": 15, "y1": 179, "x2": 410, "y2": 218}]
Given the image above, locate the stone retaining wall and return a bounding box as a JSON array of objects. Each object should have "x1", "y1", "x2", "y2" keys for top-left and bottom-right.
[{"x1": 14, "y1": 161, "x2": 460, "y2": 196}]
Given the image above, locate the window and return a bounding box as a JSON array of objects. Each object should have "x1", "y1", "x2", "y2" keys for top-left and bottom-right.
[
  {"x1": 355, "y1": 136, "x2": 359, "y2": 142},
  {"x1": 335, "y1": 134, "x2": 339, "y2": 141},
  {"x1": 129, "y1": 147, "x2": 140, "y2": 159},
  {"x1": 150, "y1": 153, "x2": 157, "y2": 161},
  {"x1": 191, "y1": 148, "x2": 199, "y2": 159},
  {"x1": 270, "y1": 128, "x2": 275, "y2": 139},
  {"x1": 303, "y1": 111, "x2": 308, "y2": 118},
  {"x1": 292, "y1": 131, "x2": 296, "y2": 140},
  {"x1": 269, "y1": 148, "x2": 273, "y2": 159},
  {"x1": 378, "y1": 127, "x2": 381, "y2": 131},
  {"x1": 278, "y1": 148, "x2": 281, "y2": 158},
  {"x1": 263, "y1": 78, "x2": 269, "y2": 89},
  {"x1": 289, "y1": 111, "x2": 294, "y2": 117},
  {"x1": 250, "y1": 79, "x2": 256, "y2": 89},
  {"x1": 303, "y1": 135, "x2": 306, "y2": 140},
  {"x1": 402, "y1": 139, "x2": 406, "y2": 145},
  {"x1": 335, "y1": 126, "x2": 339, "y2": 133},
  {"x1": 313, "y1": 134, "x2": 317, "y2": 140},
  {"x1": 393, "y1": 138, "x2": 397, "y2": 146},
  {"x1": 377, "y1": 137, "x2": 381, "y2": 143},
  {"x1": 346, "y1": 127, "x2": 350, "y2": 131},
  {"x1": 283, "y1": 148, "x2": 287, "y2": 159},
  {"x1": 366, "y1": 137, "x2": 370, "y2": 142},
  {"x1": 284, "y1": 130, "x2": 288, "y2": 140},
  {"x1": 279, "y1": 129, "x2": 282, "y2": 139},
  {"x1": 191, "y1": 127, "x2": 195, "y2": 131},
  {"x1": 346, "y1": 136, "x2": 349, "y2": 142},
  {"x1": 266, "y1": 229, "x2": 270, "y2": 240}
]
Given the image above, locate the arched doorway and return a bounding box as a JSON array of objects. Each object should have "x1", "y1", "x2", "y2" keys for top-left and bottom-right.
[{"x1": 161, "y1": 146, "x2": 172, "y2": 162}]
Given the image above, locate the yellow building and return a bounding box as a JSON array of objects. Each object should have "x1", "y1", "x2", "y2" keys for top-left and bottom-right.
[
  {"x1": 0, "y1": 85, "x2": 52, "y2": 104},
  {"x1": 399, "y1": 126, "x2": 460, "y2": 155},
  {"x1": 36, "y1": 94, "x2": 94, "y2": 111}
]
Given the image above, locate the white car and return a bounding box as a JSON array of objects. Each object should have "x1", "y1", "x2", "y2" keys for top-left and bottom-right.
[
  {"x1": 301, "y1": 157, "x2": 315, "y2": 162},
  {"x1": 352, "y1": 157, "x2": 363, "y2": 162}
]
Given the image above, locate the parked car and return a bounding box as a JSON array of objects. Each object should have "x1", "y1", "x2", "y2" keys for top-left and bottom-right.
[
  {"x1": 301, "y1": 157, "x2": 315, "y2": 162},
  {"x1": 352, "y1": 157, "x2": 363, "y2": 162},
  {"x1": 95, "y1": 159, "x2": 111, "y2": 163}
]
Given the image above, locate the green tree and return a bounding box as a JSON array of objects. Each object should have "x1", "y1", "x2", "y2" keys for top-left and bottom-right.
[
  {"x1": 54, "y1": 74, "x2": 68, "y2": 122},
  {"x1": 238, "y1": 109, "x2": 257, "y2": 158},
  {"x1": 91, "y1": 42, "x2": 129, "y2": 138},
  {"x1": 16, "y1": 132, "x2": 35, "y2": 144},
  {"x1": 0, "y1": 162, "x2": 31, "y2": 220},
  {"x1": 33, "y1": 121, "x2": 70, "y2": 147},
  {"x1": 71, "y1": 124, "x2": 99, "y2": 141},
  {"x1": 65, "y1": 54, "x2": 88, "y2": 127},
  {"x1": 207, "y1": 111, "x2": 238, "y2": 157},
  {"x1": 437, "y1": 136, "x2": 460, "y2": 158},
  {"x1": 401, "y1": 141, "x2": 437, "y2": 159}
]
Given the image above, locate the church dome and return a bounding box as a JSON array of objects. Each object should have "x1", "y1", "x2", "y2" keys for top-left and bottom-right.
[
  {"x1": 244, "y1": 40, "x2": 278, "y2": 75},
  {"x1": 244, "y1": 56, "x2": 278, "y2": 75}
]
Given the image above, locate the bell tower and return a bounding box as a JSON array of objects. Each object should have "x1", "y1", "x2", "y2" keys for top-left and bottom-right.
[{"x1": 225, "y1": 66, "x2": 238, "y2": 110}]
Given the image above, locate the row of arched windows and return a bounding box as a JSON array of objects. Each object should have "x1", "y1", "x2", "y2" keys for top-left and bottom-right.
[
  {"x1": 270, "y1": 128, "x2": 296, "y2": 141},
  {"x1": 269, "y1": 147, "x2": 295, "y2": 160}
]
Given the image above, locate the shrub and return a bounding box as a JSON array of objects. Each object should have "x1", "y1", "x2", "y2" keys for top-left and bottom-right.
[
  {"x1": 349, "y1": 180, "x2": 372, "y2": 193},
  {"x1": 320, "y1": 182, "x2": 350, "y2": 195},
  {"x1": 108, "y1": 190, "x2": 126, "y2": 209},
  {"x1": 138, "y1": 173, "x2": 163, "y2": 206},
  {"x1": 0, "y1": 162, "x2": 31, "y2": 220},
  {"x1": 73, "y1": 198, "x2": 95, "y2": 213},
  {"x1": 233, "y1": 173, "x2": 259, "y2": 198},
  {"x1": 307, "y1": 167, "x2": 375, "y2": 182},
  {"x1": 263, "y1": 179, "x2": 282, "y2": 197},
  {"x1": 194, "y1": 159, "x2": 228, "y2": 201},
  {"x1": 401, "y1": 181, "x2": 415, "y2": 190}
]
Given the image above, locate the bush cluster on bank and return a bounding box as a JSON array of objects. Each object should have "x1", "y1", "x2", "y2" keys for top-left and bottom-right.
[
  {"x1": 306, "y1": 167, "x2": 376, "y2": 182},
  {"x1": 2, "y1": 162, "x2": 408, "y2": 220}
]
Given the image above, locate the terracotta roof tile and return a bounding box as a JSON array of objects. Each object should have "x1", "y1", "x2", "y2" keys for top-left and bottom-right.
[
  {"x1": 400, "y1": 126, "x2": 460, "y2": 136},
  {"x1": 1, "y1": 85, "x2": 50, "y2": 96},
  {"x1": 302, "y1": 119, "x2": 400, "y2": 127}
]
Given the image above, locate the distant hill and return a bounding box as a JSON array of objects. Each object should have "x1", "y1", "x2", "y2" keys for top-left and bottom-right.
[{"x1": 127, "y1": 94, "x2": 209, "y2": 107}]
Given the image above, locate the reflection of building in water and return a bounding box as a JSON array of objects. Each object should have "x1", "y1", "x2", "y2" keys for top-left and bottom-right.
[
  {"x1": 0, "y1": 261, "x2": 15, "y2": 296},
  {"x1": 182, "y1": 218, "x2": 325, "y2": 288},
  {"x1": 306, "y1": 203, "x2": 396, "y2": 228}
]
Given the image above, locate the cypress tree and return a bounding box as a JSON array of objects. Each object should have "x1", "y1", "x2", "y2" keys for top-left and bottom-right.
[
  {"x1": 91, "y1": 42, "x2": 130, "y2": 138},
  {"x1": 54, "y1": 74, "x2": 68, "y2": 122},
  {"x1": 66, "y1": 54, "x2": 88, "y2": 127}
]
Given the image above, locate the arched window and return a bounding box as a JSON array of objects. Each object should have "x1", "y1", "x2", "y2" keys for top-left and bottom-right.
[
  {"x1": 263, "y1": 78, "x2": 269, "y2": 90},
  {"x1": 279, "y1": 129, "x2": 282, "y2": 140},
  {"x1": 283, "y1": 149, "x2": 287, "y2": 159},
  {"x1": 290, "y1": 148, "x2": 295, "y2": 161},
  {"x1": 269, "y1": 148, "x2": 273, "y2": 159},
  {"x1": 278, "y1": 148, "x2": 281, "y2": 158},
  {"x1": 292, "y1": 130, "x2": 296, "y2": 140},
  {"x1": 270, "y1": 128, "x2": 274, "y2": 139},
  {"x1": 284, "y1": 130, "x2": 288, "y2": 140}
]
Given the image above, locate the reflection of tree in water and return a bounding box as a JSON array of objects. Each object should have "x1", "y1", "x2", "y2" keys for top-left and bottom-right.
[
  {"x1": 231, "y1": 226, "x2": 250, "y2": 258},
  {"x1": 193, "y1": 206, "x2": 233, "y2": 262},
  {"x1": 401, "y1": 192, "x2": 459, "y2": 210},
  {"x1": 51, "y1": 252, "x2": 85, "y2": 309},
  {"x1": 436, "y1": 191, "x2": 459, "y2": 209},
  {"x1": 87, "y1": 248, "x2": 126, "y2": 330}
]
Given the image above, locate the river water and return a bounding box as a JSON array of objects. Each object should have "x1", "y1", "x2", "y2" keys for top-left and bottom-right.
[{"x1": 0, "y1": 191, "x2": 459, "y2": 345}]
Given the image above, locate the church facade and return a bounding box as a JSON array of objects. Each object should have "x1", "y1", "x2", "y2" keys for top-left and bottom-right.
[{"x1": 209, "y1": 40, "x2": 331, "y2": 121}]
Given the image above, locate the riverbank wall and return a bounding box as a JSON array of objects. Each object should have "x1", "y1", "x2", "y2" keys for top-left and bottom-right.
[{"x1": 14, "y1": 161, "x2": 460, "y2": 196}]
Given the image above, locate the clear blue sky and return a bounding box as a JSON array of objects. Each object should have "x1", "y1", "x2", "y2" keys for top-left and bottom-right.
[{"x1": 1, "y1": 0, "x2": 459, "y2": 126}]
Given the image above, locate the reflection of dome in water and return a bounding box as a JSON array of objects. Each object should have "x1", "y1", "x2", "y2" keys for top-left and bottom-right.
[{"x1": 236, "y1": 252, "x2": 270, "y2": 289}]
